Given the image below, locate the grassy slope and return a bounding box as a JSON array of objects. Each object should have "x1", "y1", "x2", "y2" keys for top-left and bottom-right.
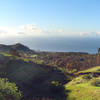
[
  {"x1": 79, "y1": 66, "x2": 100, "y2": 73},
  {"x1": 66, "y1": 83, "x2": 100, "y2": 100},
  {"x1": 65, "y1": 66, "x2": 100, "y2": 100}
]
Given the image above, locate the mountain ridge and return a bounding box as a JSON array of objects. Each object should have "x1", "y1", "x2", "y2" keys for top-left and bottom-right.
[{"x1": 0, "y1": 43, "x2": 35, "y2": 54}]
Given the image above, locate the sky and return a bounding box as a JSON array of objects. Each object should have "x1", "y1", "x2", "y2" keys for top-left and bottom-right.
[{"x1": 0, "y1": 0, "x2": 100, "y2": 53}]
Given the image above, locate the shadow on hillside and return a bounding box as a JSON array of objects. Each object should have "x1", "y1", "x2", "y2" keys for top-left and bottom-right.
[
  {"x1": 49, "y1": 84, "x2": 70, "y2": 100},
  {"x1": 21, "y1": 83, "x2": 70, "y2": 100}
]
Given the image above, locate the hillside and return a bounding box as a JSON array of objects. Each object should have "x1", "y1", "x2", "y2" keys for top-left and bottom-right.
[
  {"x1": 0, "y1": 43, "x2": 100, "y2": 100},
  {"x1": 29, "y1": 52, "x2": 97, "y2": 71},
  {"x1": 65, "y1": 66, "x2": 100, "y2": 100},
  {"x1": 0, "y1": 53, "x2": 69, "y2": 100},
  {"x1": 0, "y1": 43, "x2": 98, "y2": 72},
  {"x1": 0, "y1": 43, "x2": 35, "y2": 54}
]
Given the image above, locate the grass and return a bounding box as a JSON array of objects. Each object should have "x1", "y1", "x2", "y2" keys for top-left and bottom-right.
[
  {"x1": 22, "y1": 58, "x2": 30, "y2": 62},
  {"x1": 32, "y1": 60, "x2": 44, "y2": 64},
  {"x1": 0, "y1": 53, "x2": 12, "y2": 57},
  {"x1": 66, "y1": 83, "x2": 100, "y2": 100},
  {"x1": 78, "y1": 66, "x2": 100, "y2": 73},
  {"x1": 65, "y1": 75, "x2": 100, "y2": 100}
]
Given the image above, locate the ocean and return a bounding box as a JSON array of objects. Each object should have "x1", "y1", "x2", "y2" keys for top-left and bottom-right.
[
  {"x1": 23, "y1": 36, "x2": 100, "y2": 54},
  {"x1": 1, "y1": 36, "x2": 100, "y2": 54}
]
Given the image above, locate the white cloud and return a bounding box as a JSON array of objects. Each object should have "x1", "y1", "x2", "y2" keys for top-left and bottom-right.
[
  {"x1": 0, "y1": 26, "x2": 18, "y2": 38},
  {"x1": 0, "y1": 24, "x2": 44, "y2": 38},
  {"x1": 0, "y1": 24, "x2": 100, "y2": 39},
  {"x1": 79, "y1": 32, "x2": 100, "y2": 37},
  {"x1": 0, "y1": 24, "x2": 66, "y2": 38},
  {"x1": 18, "y1": 24, "x2": 43, "y2": 36}
]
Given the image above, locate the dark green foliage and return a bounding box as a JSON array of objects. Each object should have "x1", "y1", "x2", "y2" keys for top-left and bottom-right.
[{"x1": 82, "y1": 74, "x2": 92, "y2": 80}]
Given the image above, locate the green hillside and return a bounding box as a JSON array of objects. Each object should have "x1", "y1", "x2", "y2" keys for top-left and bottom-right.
[{"x1": 65, "y1": 67, "x2": 100, "y2": 100}]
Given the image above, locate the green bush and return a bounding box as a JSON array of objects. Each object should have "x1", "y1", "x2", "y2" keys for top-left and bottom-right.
[
  {"x1": 0, "y1": 78, "x2": 22, "y2": 100},
  {"x1": 82, "y1": 74, "x2": 92, "y2": 80},
  {"x1": 90, "y1": 78, "x2": 100, "y2": 87}
]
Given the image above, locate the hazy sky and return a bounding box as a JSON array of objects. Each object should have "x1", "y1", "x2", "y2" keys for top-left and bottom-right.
[
  {"x1": 0, "y1": 0, "x2": 100, "y2": 53},
  {"x1": 0, "y1": 0, "x2": 100, "y2": 38}
]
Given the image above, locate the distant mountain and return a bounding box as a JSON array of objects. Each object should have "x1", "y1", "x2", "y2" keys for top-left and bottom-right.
[{"x1": 0, "y1": 43, "x2": 35, "y2": 54}]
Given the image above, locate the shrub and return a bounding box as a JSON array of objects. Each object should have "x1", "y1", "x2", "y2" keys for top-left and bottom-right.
[
  {"x1": 90, "y1": 78, "x2": 100, "y2": 87},
  {"x1": 82, "y1": 74, "x2": 92, "y2": 80},
  {"x1": 0, "y1": 78, "x2": 22, "y2": 100},
  {"x1": 97, "y1": 68, "x2": 100, "y2": 71}
]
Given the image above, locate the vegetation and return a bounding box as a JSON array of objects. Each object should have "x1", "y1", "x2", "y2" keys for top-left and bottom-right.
[
  {"x1": 0, "y1": 52, "x2": 12, "y2": 57},
  {"x1": 0, "y1": 78, "x2": 22, "y2": 100},
  {"x1": 0, "y1": 43, "x2": 100, "y2": 100},
  {"x1": 0, "y1": 53, "x2": 69, "y2": 100},
  {"x1": 66, "y1": 83, "x2": 100, "y2": 100},
  {"x1": 31, "y1": 52, "x2": 97, "y2": 72},
  {"x1": 65, "y1": 73, "x2": 100, "y2": 100},
  {"x1": 90, "y1": 77, "x2": 100, "y2": 87},
  {"x1": 79, "y1": 66, "x2": 100, "y2": 73}
]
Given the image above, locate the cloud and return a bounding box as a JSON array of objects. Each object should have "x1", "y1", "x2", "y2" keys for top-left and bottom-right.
[
  {"x1": 0, "y1": 24, "x2": 67, "y2": 38},
  {"x1": 0, "y1": 24, "x2": 44, "y2": 38},
  {"x1": 0, "y1": 29, "x2": 18, "y2": 39},
  {"x1": 18, "y1": 24, "x2": 43, "y2": 36},
  {"x1": 1, "y1": 24, "x2": 100, "y2": 39},
  {"x1": 19, "y1": 24, "x2": 37, "y2": 30},
  {"x1": 79, "y1": 32, "x2": 100, "y2": 37}
]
